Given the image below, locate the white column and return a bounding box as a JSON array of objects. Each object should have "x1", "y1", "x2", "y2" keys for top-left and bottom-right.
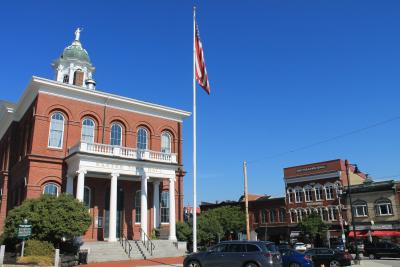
[
  {"x1": 76, "y1": 170, "x2": 86, "y2": 201},
  {"x1": 153, "y1": 180, "x2": 161, "y2": 228},
  {"x1": 141, "y1": 175, "x2": 148, "y2": 241},
  {"x1": 108, "y1": 172, "x2": 119, "y2": 242},
  {"x1": 66, "y1": 175, "x2": 74, "y2": 194},
  {"x1": 168, "y1": 178, "x2": 177, "y2": 241}
]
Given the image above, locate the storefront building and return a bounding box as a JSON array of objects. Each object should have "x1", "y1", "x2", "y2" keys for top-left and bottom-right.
[
  {"x1": 344, "y1": 180, "x2": 400, "y2": 243},
  {"x1": 284, "y1": 159, "x2": 366, "y2": 242},
  {"x1": 0, "y1": 31, "x2": 190, "y2": 242}
]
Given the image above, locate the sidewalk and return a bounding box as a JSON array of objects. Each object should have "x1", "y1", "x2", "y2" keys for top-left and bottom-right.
[
  {"x1": 353, "y1": 260, "x2": 388, "y2": 267},
  {"x1": 85, "y1": 256, "x2": 184, "y2": 267}
]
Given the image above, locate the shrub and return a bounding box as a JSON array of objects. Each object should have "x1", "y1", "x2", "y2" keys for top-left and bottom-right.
[
  {"x1": 24, "y1": 239, "x2": 54, "y2": 257},
  {"x1": 17, "y1": 255, "x2": 53, "y2": 266},
  {"x1": 3, "y1": 194, "x2": 91, "y2": 247},
  {"x1": 176, "y1": 221, "x2": 191, "y2": 242}
]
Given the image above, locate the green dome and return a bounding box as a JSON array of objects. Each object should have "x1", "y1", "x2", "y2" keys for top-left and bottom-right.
[{"x1": 61, "y1": 41, "x2": 91, "y2": 63}]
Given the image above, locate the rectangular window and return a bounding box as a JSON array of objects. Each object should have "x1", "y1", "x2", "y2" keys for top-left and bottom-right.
[
  {"x1": 326, "y1": 187, "x2": 334, "y2": 200},
  {"x1": 305, "y1": 189, "x2": 313, "y2": 202},
  {"x1": 295, "y1": 190, "x2": 303, "y2": 203},
  {"x1": 279, "y1": 209, "x2": 285, "y2": 222},
  {"x1": 315, "y1": 187, "x2": 323, "y2": 201},
  {"x1": 376, "y1": 204, "x2": 393, "y2": 216},
  {"x1": 354, "y1": 205, "x2": 368, "y2": 217},
  {"x1": 270, "y1": 210, "x2": 276, "y2": 223},
  {"x1": 161, "y1": 191, "x2": 170, "y2": 223}
]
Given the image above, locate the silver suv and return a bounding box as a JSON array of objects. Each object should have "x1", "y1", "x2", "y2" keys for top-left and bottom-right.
[{"x1": 183, "y1": 240, "x2": 282, "y2": 267}]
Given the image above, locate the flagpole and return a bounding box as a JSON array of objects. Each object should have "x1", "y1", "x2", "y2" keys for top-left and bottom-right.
[{"x1": 192, "y1": 5, "x2": 198, "y2": 253}]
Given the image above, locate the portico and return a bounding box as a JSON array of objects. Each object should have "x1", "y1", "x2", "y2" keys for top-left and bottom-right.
[{"x1": 65, "y1": 141, "x2": 178, "y2": 242}]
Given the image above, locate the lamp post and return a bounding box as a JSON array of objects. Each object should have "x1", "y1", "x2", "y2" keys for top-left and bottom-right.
[{"x1": 345, "y1": 159, "x2": 361, "y2": 264}]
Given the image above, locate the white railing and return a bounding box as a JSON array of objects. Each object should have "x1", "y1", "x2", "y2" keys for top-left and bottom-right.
[{"x1": 68, "y1": 142, "x2": 178, "y2": 164}]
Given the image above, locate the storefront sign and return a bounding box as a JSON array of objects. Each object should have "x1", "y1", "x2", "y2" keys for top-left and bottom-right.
[
  {"x1": 296, "y1": 165, "x2": 327, "y2": 173},
  {"x1": 350, "y1": 224, "x2": 393, "y2": 231}
]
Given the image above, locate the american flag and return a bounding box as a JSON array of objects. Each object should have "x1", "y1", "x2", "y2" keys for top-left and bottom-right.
[{"x1": 195, "y1": 22, "x2": 210, "y2": 94}]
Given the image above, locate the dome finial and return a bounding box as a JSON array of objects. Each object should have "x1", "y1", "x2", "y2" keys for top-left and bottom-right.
[{"x1": 74, "y1": 27, "x2": 83, "y2": 42}]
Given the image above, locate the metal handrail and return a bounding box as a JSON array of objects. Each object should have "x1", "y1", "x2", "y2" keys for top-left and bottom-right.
[
  {"x1": 119, "y1": 234, "x2": 132, "y2": 258},
  {"x1": 139, "y1": 227, "x2": 155, "y2": 256}
]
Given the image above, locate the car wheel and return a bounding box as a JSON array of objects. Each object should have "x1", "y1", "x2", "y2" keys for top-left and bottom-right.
[
  {"x1": 329, "y1": 260, "x2": 341, "y2": 267},
  {"x1": 186, "y1": 260, "x2": 201, "y2": 267},
  {"x1": 368, "y1": 254, "x2": 375, "y2": 260},
  {"x1": 243, "y1": 262, "x2": 259, "y2": 267},
  {"x1": 289, "y1": 263, "x2": 301, "y2": 267}
]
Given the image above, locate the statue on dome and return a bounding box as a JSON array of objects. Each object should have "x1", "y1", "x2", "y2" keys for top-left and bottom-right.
[{"x1": 74, "y1": 28, "x2": 83, "y2": 41}]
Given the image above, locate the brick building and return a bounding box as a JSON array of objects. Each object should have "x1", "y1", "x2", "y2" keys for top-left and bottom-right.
[
  {"x1": 284, "y1": 159, "x2": 366, "y2": 242},
  {"x1": 0, "y1": 30, "x2": 190, "y2": 242}
]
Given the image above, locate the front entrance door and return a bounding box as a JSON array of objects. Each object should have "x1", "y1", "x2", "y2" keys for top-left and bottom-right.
[{"x1": 104, "y1": 187, "x2": 124, "y2": 240}]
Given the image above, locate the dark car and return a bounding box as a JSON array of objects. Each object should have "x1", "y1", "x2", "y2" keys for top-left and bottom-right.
[
  {"x1": 363, "y1": 241, "x2": 400, "y2": 259},
  {"x1": 279, "y1": 248, "x2": 313, "y2": 267},
  {"x1": 347, "y1": 240, "x2": 364, "y2": 254},
  {"x1": 305, "y1": 248, "x2": 351, "y2": 267},
  {"x1": 183, "y1": 240, "x2": 282, "y2": 267}
]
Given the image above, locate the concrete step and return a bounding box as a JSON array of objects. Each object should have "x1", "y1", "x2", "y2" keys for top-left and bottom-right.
[{"x1": 81, "y1": 241, "x2": 130, "y2": 263}]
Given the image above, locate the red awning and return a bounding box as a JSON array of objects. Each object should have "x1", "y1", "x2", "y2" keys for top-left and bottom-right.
[
  {"x1": 348, "y1": 230, "x2": 400, "y2": 237},
  {"x1": 372, "y1": 230, "x2": 400, "y2": 237},
  {"x1": 348, "y1": 231, "x2": 368, "y2": 238}
]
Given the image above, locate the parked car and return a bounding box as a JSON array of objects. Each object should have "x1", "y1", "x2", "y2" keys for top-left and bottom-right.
[
  {"x1": 279, "y1": 248, "x2": 313, "y2": 267},
  {"x1": 331, "y1": 242, "x2": 345, "y2": 252},
  {"x1": 305, "y1": 248, "x2": 351, "y2": 267},
  {"x1": 363, "y1": 241, "x2": 400, "y2": 259},
  {"x1": 294, "y1": 243, "x2": 308, "y2": 252},
  {"x1": 183, "y1": 240, "x2": 282, "y2": 267}
]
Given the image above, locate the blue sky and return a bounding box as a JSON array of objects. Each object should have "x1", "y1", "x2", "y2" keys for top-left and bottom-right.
[{"x1": 1, "y1": 1, "x2": 400, "y2": 206}]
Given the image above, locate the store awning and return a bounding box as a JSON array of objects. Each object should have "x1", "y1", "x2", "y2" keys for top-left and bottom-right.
[
  {"x1": 348, "y1": 231, "x2": 368, "y2": 238},
  {"x1": 349, "y1": 230, "x2": 400, "y2": 237}
]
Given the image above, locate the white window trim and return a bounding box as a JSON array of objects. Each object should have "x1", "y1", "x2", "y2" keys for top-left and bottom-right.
[
  {"x1": 325, "y1": 184, "x2": 335, "y2": 200},
  {"x1": 137, "y1": 127, "x2": 148, "y2": 150},
  {"x1": 84, "y1": 186, "x2": 91, "y2": 209},
  {"x1": 376, "y1": 203, "x2": 393, "y2": 216},
  {"x1": 81, "y1": 118, "x2": 95, "y2": 143},
  {"x1": 295, "y1": 188, "x2": 303, "y2": 203},
  {"x1": 304, "y1": 186, "x2": 313, "y2": 202},
  {"x1": 43, "y1": 182, "x2": 59, "y2": 196},
  {"x1": 110, "y1": 123, "x2": 123, "y2": 146},
  {"x1": 161, "y1": 132, "x2": 172, "y2": 153},
  {"x1": 48, "y1": 112, "x2": 65, "y2": 149}
]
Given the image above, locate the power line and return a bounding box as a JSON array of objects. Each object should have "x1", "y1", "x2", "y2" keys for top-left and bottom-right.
[{"x1": 247, "y1": 115, "x2": 400, "y2": 165}]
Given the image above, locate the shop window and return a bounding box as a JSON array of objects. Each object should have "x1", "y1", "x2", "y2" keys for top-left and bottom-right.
[
  {"x1": 48, "y1": 112, "x2": 64, "y2": 148},
  {"x1": 161, "y1": 191, "x2": 169, "y2": 223}
]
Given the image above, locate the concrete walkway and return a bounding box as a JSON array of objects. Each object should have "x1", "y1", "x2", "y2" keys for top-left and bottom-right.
[
  {"x1": 353, "y1": 260, "x2": 389, "y2": 267},
  {"x1": 85, "y1": 256, "x2": 184, "y2": 267}
]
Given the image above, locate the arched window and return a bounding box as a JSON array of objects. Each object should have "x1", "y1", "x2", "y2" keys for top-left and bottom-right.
[
  {"x1": 161, "y1": 191, "x2": 170, "y2": 223},
  {"x1": 135, "y1": 190, "x2": 141, "y2": 223},
  {"x1": 48, "y1": 112, "x2": 64, "y2": 148},
  {"x1": 279, "y1": 208, "x2": 286, "y2": 223},
  {"x1": 161, "y1": 132, "x2": 172, "y2": 153},
  {"x1": 63, "y1": 75, "x2": 69, "y2": 83},
  {"x1": 261, "y1": 209, "x2": 267, "y2": 224},
  {"x1": 304, "y1": 185, "x2": 313, "y2": 202},
  {"x1": 287, "y1": 188, "x2": 293, "y2": 203},
  {"x1": 325, "y1": 183, "x2": 335, "y2": 200},
  {"x1": 353, "y1": 200, "x2": 368, "y2": 217},
  {"x1": 375, "y1": 198, "x2": 393, "y2": 216},
  {"x1": 81, "y1": 118, "x2": 95, "y2": 143},
  {"x1": 137, "y1": 128, "x2": 148, "y2": 150},
  {"x1": 84, "y1": 186, "x2": 91, "y2": 208},
  {"x1": 295, "y1": 187, "x2": 303, "y2": 203},
  {"x1": 270, "y1": 209, "x2": 276, "y2": 223},
  {"x1": 43, "y1": 183, "x2": 59, "y2": 196},
  {"x1": 110, "y1": 123, "x2": 122, "y2": 146},
  {"x1": 314, "y1": 184, "x2": 323, "y2": 201},
  {"x1": 73, "y1": 69, "x2": 84, "y2": 86}
]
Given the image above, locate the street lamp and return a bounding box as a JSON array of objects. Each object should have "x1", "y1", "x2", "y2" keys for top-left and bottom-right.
[{"x1": 345, "y1": 159, "x2": 361, "y2": 264}]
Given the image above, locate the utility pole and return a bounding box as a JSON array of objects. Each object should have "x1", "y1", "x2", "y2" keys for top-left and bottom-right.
[{"x1": 243, "y1": 161, "x2": 250, "y2": 240}]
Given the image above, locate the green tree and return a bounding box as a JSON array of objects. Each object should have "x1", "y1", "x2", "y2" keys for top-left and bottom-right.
[
  {"x1": 212, "y1": 206, "x2": 245, "y2": 237},
  {"x1": 198, "y1": 211, "x2": 223, "y2": 246},
  {"x1": 298, "y1": 213, "x2": 328, "y2": 245},
  {"x1": 3, "y1": 194, "x2": 91, "y2": 246}
]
